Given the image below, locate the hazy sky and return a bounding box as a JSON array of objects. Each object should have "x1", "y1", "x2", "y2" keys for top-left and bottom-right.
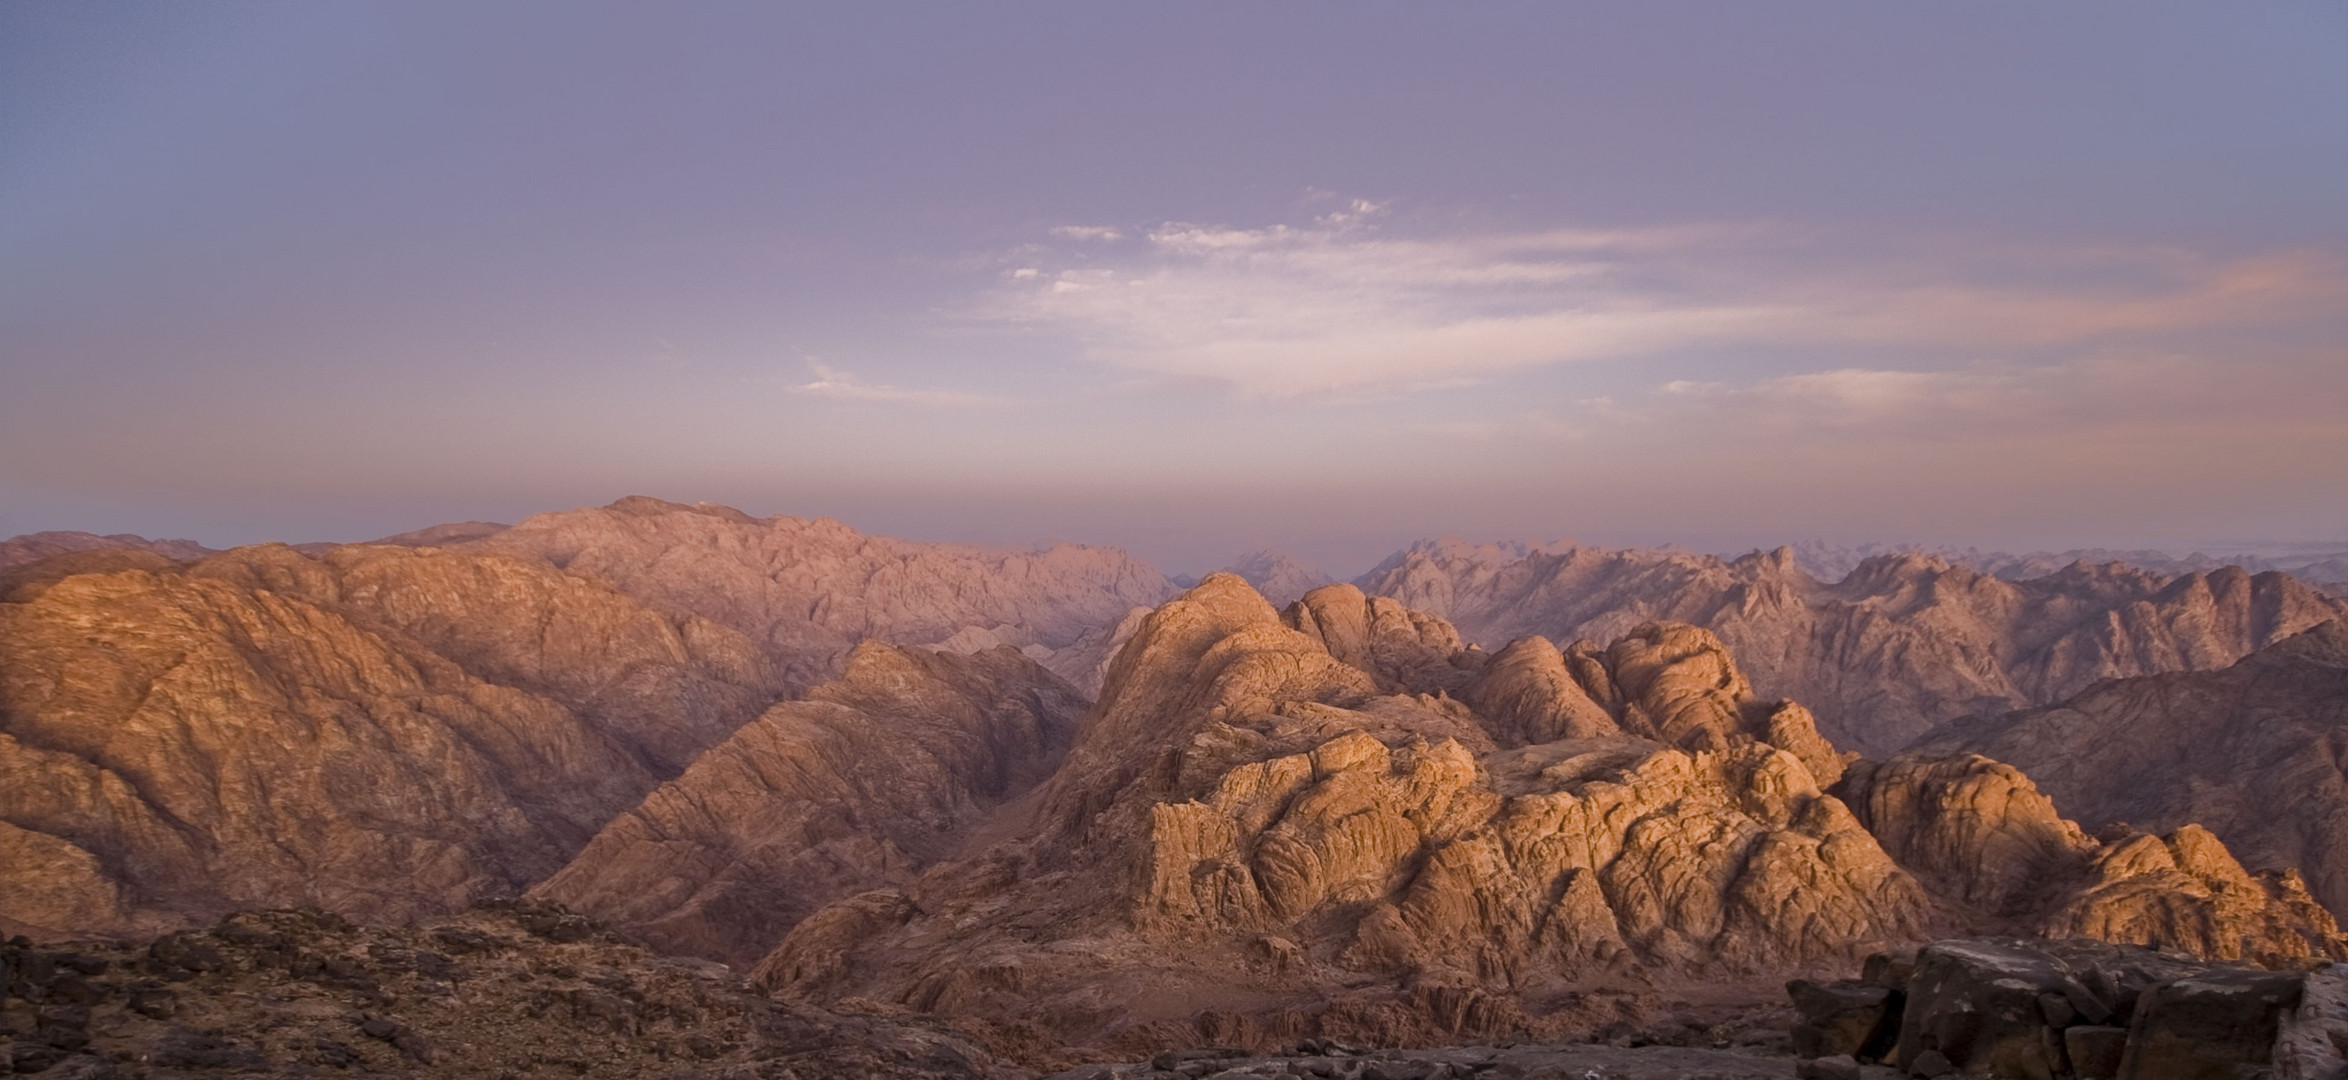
[{"x1": 5, "y1": 2, "x2": 2345, "y2": 573}]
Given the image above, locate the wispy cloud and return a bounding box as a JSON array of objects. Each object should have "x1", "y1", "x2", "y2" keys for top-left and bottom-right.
[
  {"x1": 786, "y1": 361, "x2": 1009, "y2": 408},
  {"x1": 976, "y1": 204, "x2": 2348, "y2": 400}
]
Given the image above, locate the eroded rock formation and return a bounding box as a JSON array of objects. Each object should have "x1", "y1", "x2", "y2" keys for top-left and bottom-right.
[
  {"x1": 1359, "y1": 540, "x2": 2348, "y2": 755},
  {"x1": 1838, "y1": 755, "x2": 2344, "y2": 967}
]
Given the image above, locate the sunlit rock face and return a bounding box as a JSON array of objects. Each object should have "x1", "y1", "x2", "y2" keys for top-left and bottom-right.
[
  {"x1": 747, "y1": 577, "x2": 2340, "y2": 1056},
  {"x1": 0, "y1": 542, "x2": 778, "y2": 938},
  {"x1": 1358, "y1": 540, "x2": 2348, "y2": 755}
]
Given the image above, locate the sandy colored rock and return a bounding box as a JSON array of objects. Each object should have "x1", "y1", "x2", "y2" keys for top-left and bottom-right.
[
  {"x1": 1840, "y1": 755, "x2": 2346, "y2": 966},
  {"x1": 1359, "y1": 541, "x2": 2347, "y2": 754},
  {"x1": 753, "y1": 576, "x2": 1939, "y2": 1056},
  {"x1": 533, "y1": 643, "x2": 1087, "y2": 965},
  {"x1": 0, "y1": 543, "x2": 776, "y2": 940}
]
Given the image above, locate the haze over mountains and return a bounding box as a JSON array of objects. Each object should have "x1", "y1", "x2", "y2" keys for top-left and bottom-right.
[{"x1": 6, "y1": 497, "x2": 2348, "y2": 1068}]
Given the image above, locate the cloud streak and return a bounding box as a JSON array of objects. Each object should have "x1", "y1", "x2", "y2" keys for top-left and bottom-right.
[
  {"x1": 787, "y1": 362, "x2": 1009, "y2": 408},
  {"x1": 978, "y1": 207, "x2": 2348, "y2": 400}
]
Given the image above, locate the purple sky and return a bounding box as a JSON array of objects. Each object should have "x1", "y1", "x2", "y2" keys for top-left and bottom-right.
[{"x1": 4, "y1": 2, "x2": 2345, "y2": 574}]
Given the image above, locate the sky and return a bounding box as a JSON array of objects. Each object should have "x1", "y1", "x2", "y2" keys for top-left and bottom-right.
[{"x1": 4, "y1": 2, "x2": 2345, "y2": 575}]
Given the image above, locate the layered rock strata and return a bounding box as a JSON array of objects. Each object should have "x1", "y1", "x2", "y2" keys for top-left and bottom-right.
[
  {"x1": 533, "y1": 643, "x2": 1088, "y2": 966},
  {"x1": 1359, "y1": 541, "x2": 2348, "y2": 754}
]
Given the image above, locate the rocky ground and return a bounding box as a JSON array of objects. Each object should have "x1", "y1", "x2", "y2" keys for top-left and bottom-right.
[{"x1": 0, "y1": 902, "x2": 1022, "y2": 1079}]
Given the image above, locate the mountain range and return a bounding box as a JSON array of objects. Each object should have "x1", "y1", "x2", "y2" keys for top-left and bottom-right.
[{"x1": 5, "y1": 497, "x2": 2347, "y2": 1068}]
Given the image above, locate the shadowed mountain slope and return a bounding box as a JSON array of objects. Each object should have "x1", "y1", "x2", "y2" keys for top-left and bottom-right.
[
  {"x1": 1910, "y1": 620, "x2": 2348, "y2": 919},
  {"x1": 533, "y1": 643, "x2": 1088, "y2": 966}
]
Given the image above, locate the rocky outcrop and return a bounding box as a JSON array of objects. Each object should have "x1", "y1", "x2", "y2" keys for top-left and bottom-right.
[
  {"x1": 1787, "y1": 938, "x2": 2348, "y2": 1080},
  {"x1": 459, "y1": 496, "x2": 1175, "y2": 691},
  {"x1": 749, "y1": 578, "x2": 1939, "y2": 1057},
  {"x1": 1838, "y1": 754, "x2": 2345, "y2": 967},
  {"x1": 0, "y1": 543, "x2": 778, "y2": 940},
  {"x1": 0, "y1": 531, "x2": 212, "y2": 572},
  {"x1": 0, "y1": 902, "x2": 1020, "y2": 1079},
  {"x1": 532, "y1": 643, "x2": 1088, "y2": 966},
  {"x1": 734, "y1": 578, "x2": 2341, "y2": 1064},
  {"x1": 1359, "y1": 540, "x2": 2348, "y2": 755},
  {"x1": 1913, "y1": 621, "x2": 2348, "y2": 919}
]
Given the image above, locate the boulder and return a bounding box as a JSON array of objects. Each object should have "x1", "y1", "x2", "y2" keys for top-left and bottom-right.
[
  {"x1": 2118, "y1": 968, "x2": 2304, "y2": 1080},
  {"x1": 1788, "y1": 978, "x2": 1899, "y2": 1061},
  {"x1": 1893, "y1": 940, "x2": 2105, "y2": 1080},
  {"x1": 2065, "y1": 1025, "x2": 2128, "y2": 1080}
]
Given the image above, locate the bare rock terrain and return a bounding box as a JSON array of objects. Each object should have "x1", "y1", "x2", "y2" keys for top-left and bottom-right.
[
  {"x1": 533, "y1": 643, "x2": 1088, "y2": 966},
  {"x1": 0, "y1": 901, "x2": 1020, "y2": 1079},
  {"x1": 745, "y1": 577, "x2": 2338, "y2": 1064},
  {"x1": 1912, "y1": 620, "x2": 2348, "y2": 920},
  {"x1": 0, "y1": 543, "x2": 777, "y2": 939},
  {"x1": 1359, "y1": 541, "x2": 2348, "y2": 755}
]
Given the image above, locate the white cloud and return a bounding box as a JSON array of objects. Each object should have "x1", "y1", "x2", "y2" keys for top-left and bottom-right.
[
  {"x1": 787, "y1": 361, "x2": 1008, "y2": 408},
  {"x1": 1049, "y1": 225, "x2": 1123, "y2": 242},
  {"x1": 975, "y1": 206, "x2": 2348, "y2": 400}
]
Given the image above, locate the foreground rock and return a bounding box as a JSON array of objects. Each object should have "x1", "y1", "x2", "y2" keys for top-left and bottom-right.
[
  {"x1": 1912, "y1": 621, "x2": 2348, "y2": 918},
  {"x1": 0, "y1": 902, "x2": 1019, "y2": 1079},
  {"x1": 1043, "y1": 1042, "x2": 1804, "y2": 1080},
  {"x1": 1359, "y1": 541, "x2": 2348, "y2": 755},
  {"x1": 1786, "y1": 937, "x2": 2348, "y2": 1080}
]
